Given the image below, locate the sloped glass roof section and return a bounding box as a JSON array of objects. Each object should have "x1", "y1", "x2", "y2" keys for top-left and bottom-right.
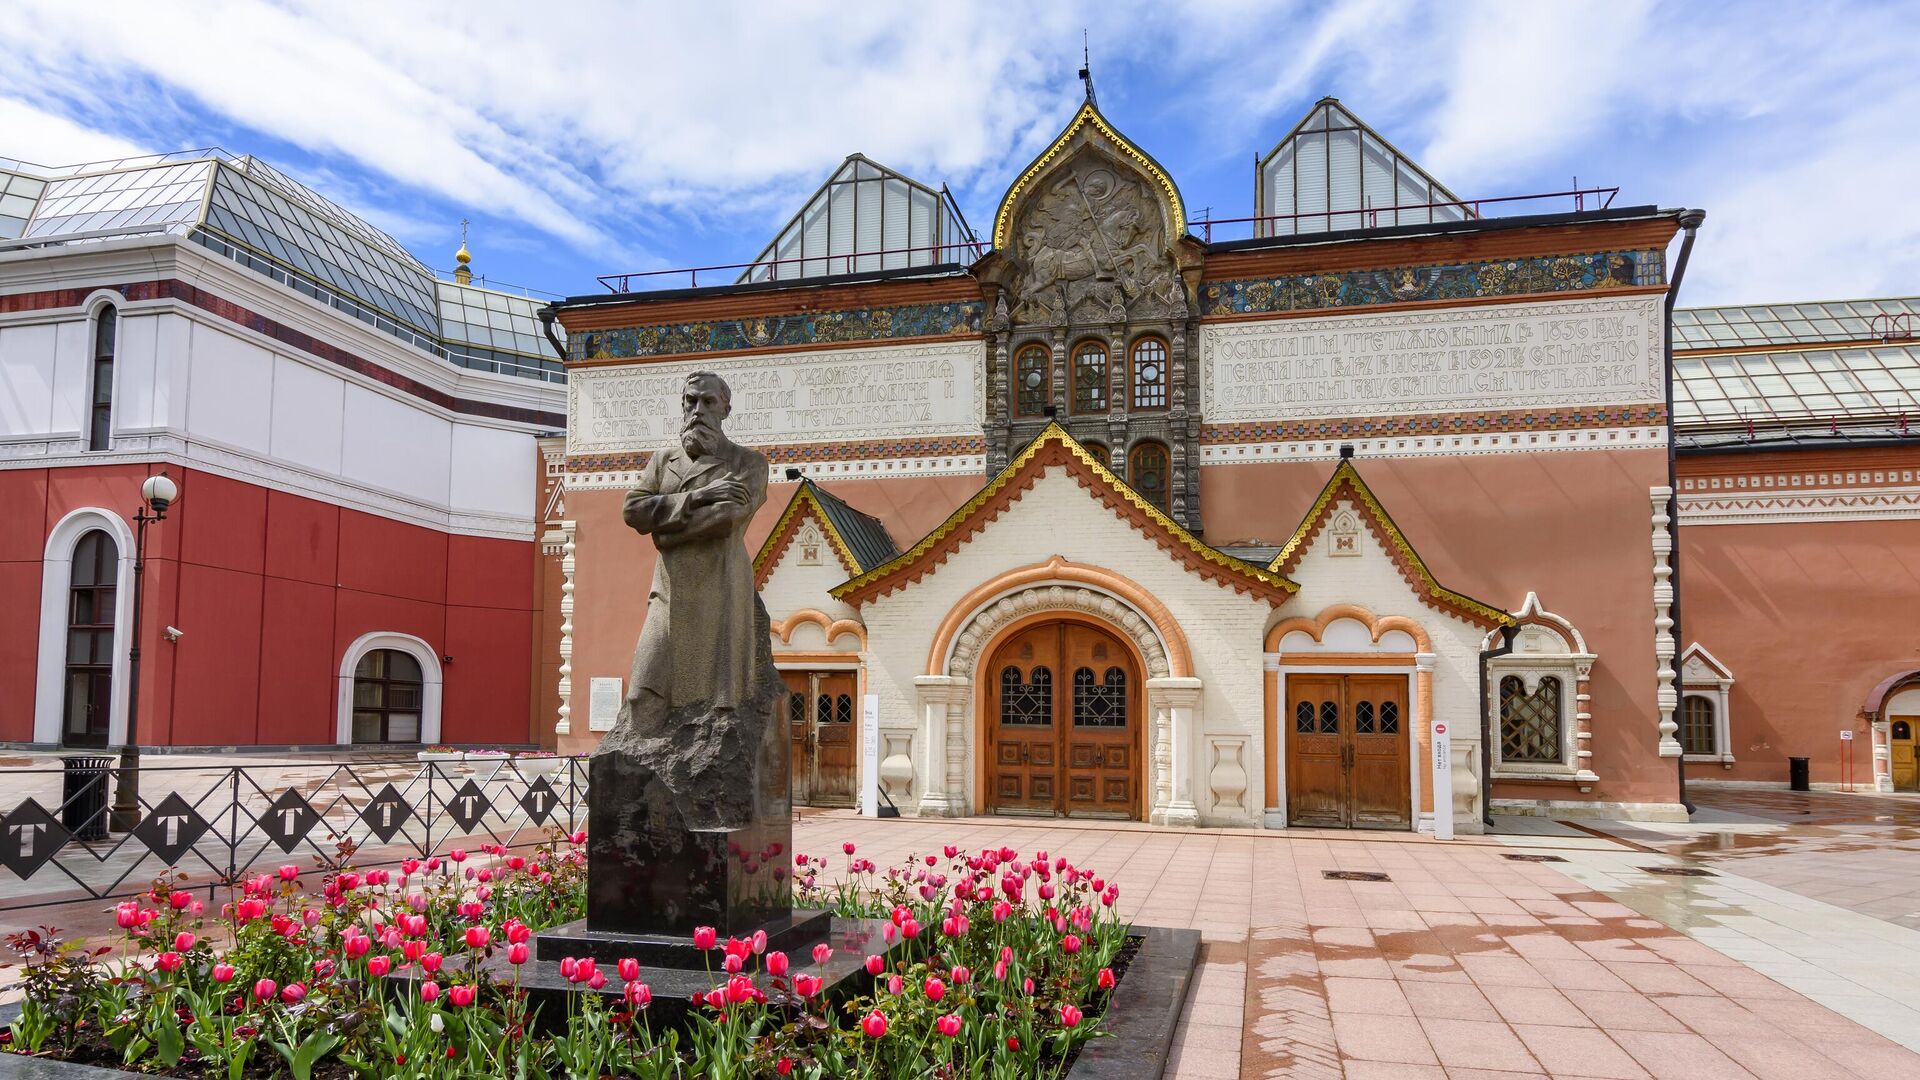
[
  {"x1": 0, "y1": 149, "x2": 562, "y2": 384},
  {"x1": 741, "y1": 155, "x2": 967, "y2": 283},
  {"x1": 1256, "y1": 98, "x2": 1471, "y2": 237},
  {"x1": 1673, "y1": 298, "x2": 1917, "y2": 349}
]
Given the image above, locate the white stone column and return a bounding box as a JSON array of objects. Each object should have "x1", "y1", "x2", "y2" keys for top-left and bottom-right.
[
  {"x1": 541, "y1": 521, "x2": 577, "y2": 737},
  {"x1": 913, "y1": 675, "x2": 967, "y2": 816},
  {"x1": 1651, "y1": 487, "x2": 1683, "y2": 757},
  {"x1": 1148, "y1": 677, "x2": 1203, "y2": 827},
  {"x1": 1873, "y1": 720, "x2": 1894, "y2": 793}
]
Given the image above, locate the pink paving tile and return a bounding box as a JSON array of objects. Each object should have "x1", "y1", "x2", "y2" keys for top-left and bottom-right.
[
  {"x1": 1682, "y1": 965, "x2": 1808, "y2": 1000},
  {"x1": 1482, "y1": 984, "x2": 1594, "y2": 1028},
  {"x1": 1529, "y1": 958, "x2": 1634, "y2": 992},
  {"x1": 1562, "y1": 989, "x2": 1691, "y2": 1033},
  {"x1": 1316, "y1": 953, "x2": 1396, "y2": 979},
  {"x1": 1512, "y1": 1024, "x2": 1649, "y2": 1079},
  {"x1": 1331, "y1": 1012, "x2": 1439, "y2": 1065},
  {"x1": 1653, "y1": 996, "x2": 1778, "y2": 1038},
  {"x1": 1502, "y1": 930, "x2": 1591, "y2": 962},
  {"x1": 1458, "y1": 953, "x2": 1553, "y2": 987},
  {"x1": 1419, "y1": 1017, "x2": 1541, "y2": 1073},
  {"x1": 1705, "y1": 1034, "x2": 1857, "y2": 1080},
  {"x1": 1599, "y1": 961, "x2": 1716, "y2": 996},
  {"x1": 1324, "y1": 975, "x2": 1413, "y2": 1015},
  {"x1": 1571, "y1": 901, "x2": 1643, "y2": 919},
  {"x1": 1344, "y1": 1061, "x2": 1446, "y2": 1080},
  {"x1": 1638, "y1": 936, "x2": 1742, "y2": 967},
  {"x1": 1399, "y1": 981, "x2": 1500, "y2": 1022},
  {"x1": 1809, "y1": 1034, "x2": 1920, "y2": 1076},
  {"x1": 1611, "y1": 1030, "x2": 1757, "y2": 1080}
]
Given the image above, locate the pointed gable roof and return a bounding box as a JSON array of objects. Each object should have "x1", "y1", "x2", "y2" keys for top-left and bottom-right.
[
  {"x1": 1271, "y1": 459, "x2": 1512, "y2": 629},
  {"x1": 755, "y1": 479, "x2": 900, "y2": 586},
  {"x1": 1256, "y1": 97, "x2": 1470, "y2": 236},
  {"x1": 991, "y1": 100, "x2": 1187, "y2": 250},
  {"x1": 832, "y1": 423, "x2": 1295, "y2": 606},
  {"x1": 742, "y1": 153, "x2": 965, "y2": 283}
]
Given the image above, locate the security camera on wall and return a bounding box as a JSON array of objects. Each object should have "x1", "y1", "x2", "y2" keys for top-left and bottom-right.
[{"x1": 164, "y1": 626, "x2": 185, "y2": 642}]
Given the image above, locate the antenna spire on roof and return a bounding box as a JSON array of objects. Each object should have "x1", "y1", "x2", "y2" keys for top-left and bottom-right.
[
  {"x1": 1078, "y1": 31, "x2": 1097, "y2": 106},
  {"x1": 454, "y1": 218, "x2": 472, "y2": 285}
]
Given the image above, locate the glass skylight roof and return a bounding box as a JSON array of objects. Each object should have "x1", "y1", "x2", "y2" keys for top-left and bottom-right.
[
  {"x1": 1256, "y1": 99, "x2": 1470, "y2": 237},
  {"x1": 1674, "y1": 343, "x2": 1920, "y2": 428},
  {"x1": 0, "y1": 148, "x2": 562, "y2": 383},
  {"x1": 742, "y1": 155, "x2": 967, "y2": 283},
  {"x1": 1673, "y1": 298, "x2": 1917, "y2": 349}
]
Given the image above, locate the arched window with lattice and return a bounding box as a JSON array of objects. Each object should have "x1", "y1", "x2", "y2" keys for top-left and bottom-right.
[
  {"x1": 1071, "y1": 340, "x2": 1108, "y2": 413},
  {"x1": 1130, "y1": 337, "x2": 1168, "y2": 410},
  {"x1": 1015, "y1": 344, "x2": 1051, "y2": 417},
  {"x1": 1128, "y1": 441, "x2": 1170, "y2": 512}
]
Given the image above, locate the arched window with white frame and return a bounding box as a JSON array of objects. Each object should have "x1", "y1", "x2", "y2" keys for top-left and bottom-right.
[
  {"x1": 1679, "y1": 643, "x2": 1735, "y2": 765},
  {"x1": 89, "y1": 304, "x2": 117, "y2": 451},
  {"x1": 337, "y1": 633, "x2": 443, "y2": 746},
  {"x1": 1485, "y1": 594, "x2": 1598, "y2": 788}
]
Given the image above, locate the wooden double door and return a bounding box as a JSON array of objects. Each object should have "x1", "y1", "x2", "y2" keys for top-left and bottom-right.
[
  {"x1": 780, "y1": 671, "x2": 857, "y2": 807},
  {"x1": 985, "y1": 621, "x2": 1139, "y2": 819},
  {"x1": 1287, "y1": 673, "x2": 1411, "y2": 829}
]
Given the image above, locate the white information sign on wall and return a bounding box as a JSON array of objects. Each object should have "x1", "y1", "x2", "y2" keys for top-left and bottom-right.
[
  {"x1": 1431, "y1": 720, "x2": 1454, "y2": 841},
  {"x1": 568, "y1": 340, "x2": 985, "y2": 455},
  {"x1": 860, "y1": 694, "x2": 881, "y2": 818},
  {"x1": 588, "y1": 677, "x2": 622, "y2": 733},
  {"x1": 1199, "y1": 294, "x2": 1663, "y2": 423}
]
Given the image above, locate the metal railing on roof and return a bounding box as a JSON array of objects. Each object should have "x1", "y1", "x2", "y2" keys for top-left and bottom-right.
[
  {"x1": 1196, "y1": 186, "x2": 1621, "y2": 244},
  {"x1": 597, "y1": 239, "x2": 985, "y2": 293}
]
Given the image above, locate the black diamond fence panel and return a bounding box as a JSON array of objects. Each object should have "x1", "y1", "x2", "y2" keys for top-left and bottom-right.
[{"x1": 0, "y1": 756, "x2": 587, "y2": 912}]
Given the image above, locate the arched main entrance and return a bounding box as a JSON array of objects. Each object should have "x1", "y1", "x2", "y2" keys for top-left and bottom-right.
[{"x1": 982, "y1": 619, "x2": 1141, "y2": 819}]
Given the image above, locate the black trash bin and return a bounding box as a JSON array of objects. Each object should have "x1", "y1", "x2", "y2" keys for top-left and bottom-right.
[
  {"x1": 1788, "y1": 756, "x2": 1811, "y2": 792},
  {"x1": 61, "y1": 755, "x2": 115, "y2": 841}
]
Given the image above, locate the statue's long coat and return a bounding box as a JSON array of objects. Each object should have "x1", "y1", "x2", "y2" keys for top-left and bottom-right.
[{"x1": 619, "y1": 438, "x2": 768, "y2": 715}]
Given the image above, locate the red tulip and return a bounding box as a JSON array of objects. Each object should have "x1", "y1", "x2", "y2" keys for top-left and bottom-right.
[
  {"x1": 115, "y1": 902, "x2": 141, "y2": 929},
  {"x1": 1062, "y1": 934, "x2": 1082, "y2": 955},
  {"x1": 464, "y1": 927, "x2": 490, "y2": 950},
  {"x1": 422, "y1": 952, "x2": 443, "y2": 974},
  {"x1": 943, "y1": 844, "x2": 958, "y2": 858},
  {"x1": 1098, "y1": 967, "x2": 1116, "y2": 990},
  {"x1": 559, "y1": 957, "x2": 579, "y2": 981},
  {"x1": 723, "y1": 954, "x2": 744, "y2": 974},
  {"x1": 420, "y1": 981, "x2": 440, "y2": 1002},
  {"x1": 692, "y1": 926, "x2": 717, "y2": 950},
  {"x1": 448, "y1": 849, "x2": 467, "y2": 863},
  {"x1": 793, "y1": 974, "x2": 823, "y2": 998},
  {"x1": 618, "y1": 957, "x2": 640, "y2": 981},
  {"x1": 861, "y1": 1010, "x2": 888, "y2": 1038},
  {"x1": 766, "y1": 950, "x2": 789, "y2": 977},
  {"x1": 777, "y1": 1057, "x2": 794, "y2": 1075},
  {"x1": 843, "y1": 842, "x2": 857, "y2": 856},
  {"x1": 865, "y1": 954, "x2": 885, "y2": 976},
  {"x1": 168, "y1": 890, "x2": 191, "y2": 910},
  {"x1": 154, "y1": 951, "x2": 183, "y2": 973},
  {"x1": 936, "y1": 1013, "x2": 963, "y2": 1037},
  {"x1": 588, "y1": 971, "x2": 606, "y2": 990},
  {"x1": 281, "y1": 982, "x2": 307, "y2": 1004},
  {"x1": 173, "y1": 931, "x2": 196, "y2": 952},
  {"x1": 402, "y1": 940, "x2": 425, "y2": 962},
  {"x1": 278, "y1": 864, "x2": 299, "y2": 881},
  {"x1": 344, "y1": 934, "x2": 371, "y2": 959},
  {"x1": 253, "y1": 978, "x2": 276, "y2": 1002},
  {"x1": 952, "y1": 965, "x2": 972, "y2": 984},
  {"x1": 923, "y1": 977, "x2": 946, "y2": 1002},
  {"x1": 449, "y1": 985, "x2": 475, "y2": 1008},
  {"x1": 212, "y1": 962, "x2": 236, "y2": 983},
  {"x1": 812, "y1": 943, "x2": 833, "y2": 965},
  {"x1": 368, "y1": 956, "x2": 392, "y2": 978},
  {"x1": 505, "y1": 921, "x2": 532, "y2": 945},
  {"x1": 1060, "y1": 1003, "x2": 1083, "y2": 1028},
  {"x1": 507, "y1": 944, "x2": 529, "y2": 966}
]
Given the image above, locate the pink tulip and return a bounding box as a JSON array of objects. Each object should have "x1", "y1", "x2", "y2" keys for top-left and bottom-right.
[
  {"x1": 420, "y1": 981, "x2": 440, "y2": 1003},
  {"x1": 212, "y1": 963, "x2": 236, "y2": 983},
  {"x1": 253, "y1": 978, "x2": 276, "y2": 1002},
  {"x1": 507, "y1": 944, "x2": 529, "y2": 966},
  {"x1": 168, "y1": 890, "x2": 191, "y2": 910},
  {"x1": 861, "y1": 1010, "x2": 888, "y2": 1038},
  {"x1": 278, "y1": 864, "x2": 299, "y2": 882},
  {"x1": 751, "y1": 929, "x2": 767, "y2": 956},
  {"x1": 280, "y1": 982, "x2": 307, "y2": 1004},
  {"x1": 1062, "y1": 934, "x2": 1082, "y2": 955},
  {"x1": 923, "y1": 977, "x2": 946, "y2": 1002},
  {"x1": 625, "y1": 981, "x2": 651, "y2": 1007},
  {"x1": 692, "y1": 926, "x2": 717, "y2": 950},
  {"x1": 794, "y1": 974, "x2": 823, "y2": 998},
  {"x1": 766, "y1": 951, "x2": 789, "y2": 977},
  {"x1": 952, "y1": 965, "x2": 972, "y2": 985},
  {"x1": 115, "y1": 902, "x2": 141, "y2": 929},
  {"x1": 812, "y1": 943, "x2": 833, "y2": 965},
  {"x1": 344, "y1": 934, "x2": 371, "y2": 959},
  {"x1": 368, "y1": 956, "x2": 392, "y2": 978},
  {"x1": 173, "y1": 931, "x2": 196, "y2": 952},
  {"x1": 618, "y1": 957, "x2": 640, "y2": 981},
  {"x1": 421, "y1": 952, "x2": 443, "y2": 974},
  {"x1": 1098, "y1": 967, "x2": 1116, "y2": 990},
  {"x1": 464, "y1": 927, "x2": 490, "y2": 950},
  {"x1": 723, "y1": 954, "x2": 743, "y2": 974},
  {"x1": 936, "y1": 1013, "x2": 963, "y2": 1037},
  {"x1": 1024, "y1": 977, "x2": 1035, "y2": 994},
  {"x1": 865, "y1": 954, "x2": 885, "y2": 976},
  {"x1": 449, "y1": 849, "x2": 467, "y2": 863},
  {"x1": 887, "y1": 974, "x2": 904, "y2": 995},
  {"x1": 154, "y1": 952, "x2": 183, "y2": 973},
  {"x1": 588, "y1": 971, "x2": 606, "y2": 990},
  {"x1": 449, "y1": 984, "x2": 475, "y2": 1007},
  {"x1": 1060, "y1": 1003, "x2": 1083, "y2": 1028}
]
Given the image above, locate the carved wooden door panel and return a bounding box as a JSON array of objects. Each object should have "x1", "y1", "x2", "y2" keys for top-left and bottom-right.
[
  {"x1": 811, "y1": 673, "x2": 857, "y2": 807},
  {"x1": 1062, "y1": 624, "x2": 1136, "y2": 819},
  {"x1": 986, "y1": 624, "x2": 1061, "y2": 814},
  {"x1": 1346, "y1": 674, "x2": 1411, "y2": 829},
  {"x1": 779, "y1": 671, "x2": 812, "y2": 806},
  {"x1": 1286, "y1": 675, "x2": 1348, "y2": 828}
]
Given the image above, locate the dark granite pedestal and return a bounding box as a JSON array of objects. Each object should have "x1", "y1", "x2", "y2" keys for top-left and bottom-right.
[{"x1": 537, "y1": 907, "x2": 833, "y2": 968}]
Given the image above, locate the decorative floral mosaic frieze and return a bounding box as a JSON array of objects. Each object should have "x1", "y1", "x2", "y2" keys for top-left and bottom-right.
[
  {"x1": 569, "y1": 300, "x2": 985, "y2": 360},
  {"x1": 1201, "y1": 403, "x2": 1669, "y2": 443},
  {"x1": 1199, "y1": 248, "x2": 1665, "y2": 317}
]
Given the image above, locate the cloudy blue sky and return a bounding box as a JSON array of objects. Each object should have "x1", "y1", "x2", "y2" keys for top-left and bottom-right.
[{"x1": 3, "y1": 0, "x2": 1915, "y2": 306}]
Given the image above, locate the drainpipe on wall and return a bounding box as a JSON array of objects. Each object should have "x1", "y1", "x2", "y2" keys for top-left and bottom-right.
[
  {"x1": 537, "y1": 304, "x2": 569, "y2": 360},
  {"x1": 1664, "y1": 209, "x2": 1705, "y2": 815},
  {"x1": 1480, "y1": 624, "x2": 1518, "y2": 830}
]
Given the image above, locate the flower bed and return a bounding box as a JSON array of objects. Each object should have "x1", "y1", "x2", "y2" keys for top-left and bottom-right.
[{"x1": 3, "y1": 837, "x2": 1131, "y2": 1078}]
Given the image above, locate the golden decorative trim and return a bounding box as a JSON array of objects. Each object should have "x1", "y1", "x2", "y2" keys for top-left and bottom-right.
[
  {"x1": 1270, "y1": 461, "x2": 1514, "y2": 629},
  {"x1": 990, "y1": 102, "x2": 1186, "y2": 251},
  {"x1": 832, "y1": 422, "x2": 1295, "y2": 603},
  {"x1": 753, "y1": 483, "x2": 862, "y2": 582}
]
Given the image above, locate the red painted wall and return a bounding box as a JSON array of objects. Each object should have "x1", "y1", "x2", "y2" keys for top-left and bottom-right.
[{"x1": 0, "y1": 464, "x2": 536, "y2": 747}]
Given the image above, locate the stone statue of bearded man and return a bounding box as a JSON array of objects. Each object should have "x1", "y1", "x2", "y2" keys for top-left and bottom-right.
[{"x1": 605, "y1": 371, "x2": 775, "y2": 748}]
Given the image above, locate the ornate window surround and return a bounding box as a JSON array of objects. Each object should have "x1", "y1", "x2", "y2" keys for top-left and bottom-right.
[
  {"x1": 1014, "y1": 342, "x2": 1052, "y2": 417},
  {"x1": 34, "y1": 508, "x2": 137, "y2": 747},
  {"x1": 1679, "y1": 642, "x2": 1735, "y2": 766},
  {"x1": 1070, "y1": 338, "x2": 1109, "y2": 414},
  {"x1": 335, "y1": 632, "x2": 443, "y2": 746},
  {"x1": 1485, "y1": 594, "x2": 1598, "y2": 787}
]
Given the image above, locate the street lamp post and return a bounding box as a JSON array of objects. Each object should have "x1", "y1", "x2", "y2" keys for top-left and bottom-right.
[{"x1": 108, "y1": 472, "x2": 178, "y2": 833}]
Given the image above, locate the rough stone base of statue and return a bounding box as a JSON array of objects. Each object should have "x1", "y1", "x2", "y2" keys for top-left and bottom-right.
[{"x1": 536, "y1": 608, "x2": 835, "y2": 969}]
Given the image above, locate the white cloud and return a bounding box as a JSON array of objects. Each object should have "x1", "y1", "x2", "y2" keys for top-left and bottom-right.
[{"x1": 0, "y1": 96, "x2": 152, "y2": 168}]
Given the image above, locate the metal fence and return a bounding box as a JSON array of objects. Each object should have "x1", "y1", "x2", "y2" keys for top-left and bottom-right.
[{"x1": 0, "y1": 757, "x2": 587, "y2": 912}]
